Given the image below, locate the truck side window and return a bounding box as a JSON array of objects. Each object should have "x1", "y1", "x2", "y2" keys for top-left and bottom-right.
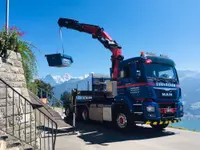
[
  {"x1": 120, "y1": 70, "x2": 125, "y2": 78},
  {"x1": 120, "y1": 66, "x2": 130, "y2": 78}
]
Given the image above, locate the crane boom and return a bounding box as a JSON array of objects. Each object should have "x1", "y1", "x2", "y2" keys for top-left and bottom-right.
[{"x1": 57, "y1": 18, "x2": 124, "y2": 80}]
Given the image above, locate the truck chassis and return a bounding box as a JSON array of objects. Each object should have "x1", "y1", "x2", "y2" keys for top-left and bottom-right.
[{"x1": 64, "y1": 89, "x2": 181, "y2": 132}]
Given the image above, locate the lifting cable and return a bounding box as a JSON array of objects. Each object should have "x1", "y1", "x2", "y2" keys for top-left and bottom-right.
[
  {"x1": 29, "y1": 42, "x2": 45, "y2": 56},
  {"x1": 29, "y1": 27, "x2": 65, "y2": 57},
  {"x1": 59, "y1": 27, "x2": 65, "y2": 54}
]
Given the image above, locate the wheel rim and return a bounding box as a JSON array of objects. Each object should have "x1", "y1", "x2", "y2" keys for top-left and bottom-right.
[
  {"x1": 82, "y1": 110, "x2": 88, "y2": 120},
  {"x1": 116, "y1": 113, "x2": 127, "y2": 128},
  {"x1": 65, "y1": 108, "x2": 70, "y2": 117}
]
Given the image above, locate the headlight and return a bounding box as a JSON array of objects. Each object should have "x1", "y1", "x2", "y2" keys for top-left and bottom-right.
[
  {"x1": 146, "y1": 106, "x2": 155, "y2": 112},
  {"x1": 179, "y1": 105, "x2": 183, "y2": 111}
]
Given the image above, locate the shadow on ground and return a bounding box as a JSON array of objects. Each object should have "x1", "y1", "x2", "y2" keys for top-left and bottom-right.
[{"x1": 51, "y1": 118, "x2": 177, "y2": 146}]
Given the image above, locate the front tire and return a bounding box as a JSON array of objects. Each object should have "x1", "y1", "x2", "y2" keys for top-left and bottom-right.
[{"x1": 114, "y1": 111, "x2": 131, "y2": 132}]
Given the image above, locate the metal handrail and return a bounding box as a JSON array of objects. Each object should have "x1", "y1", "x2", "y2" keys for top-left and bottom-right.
[
  {"x1": 0, "y1": 78, "x2": 58, "y2": 150},
  {"x1": 28, "y1": 86, "x2": 65, "y2": 118},
  {"x1": 28, "y1": 86, "x2": 63, "y2": 107}
]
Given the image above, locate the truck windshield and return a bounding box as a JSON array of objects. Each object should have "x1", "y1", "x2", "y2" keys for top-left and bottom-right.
[{"x1": 144, "y1": 63, "x2": 178, "y2": 82}]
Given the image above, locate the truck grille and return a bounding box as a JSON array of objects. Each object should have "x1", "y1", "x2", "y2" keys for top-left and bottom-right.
[
  {"x1": 159, "y1": 103, "x2": 176, "y2": 108},
  {"x1": 159, "y1": 103, "x2": 177, "y2": 119},
  {"x1": 154, "y1": 89, "x2": 177, "y2": 99}
]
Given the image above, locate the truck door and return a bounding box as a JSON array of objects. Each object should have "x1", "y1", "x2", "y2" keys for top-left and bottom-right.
[
  {"x1": 120, "y1": 65, "x2": 131, "y2": 84},
  {"x1": 118, "y1": 64, "x2": 131, "y2": 94}
]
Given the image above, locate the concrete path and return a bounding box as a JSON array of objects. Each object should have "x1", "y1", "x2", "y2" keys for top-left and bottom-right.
[{"x1": 55, "y1": 121, "x2": 200, "y2": 150}]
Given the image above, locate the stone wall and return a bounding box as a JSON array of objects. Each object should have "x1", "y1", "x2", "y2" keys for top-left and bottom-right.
[
  {"x1": 0, "y1": 50, "x2": 38, "y2": 146},
  {"x1": 0, "y1": 51, "x2": 29, "y2": 98}
]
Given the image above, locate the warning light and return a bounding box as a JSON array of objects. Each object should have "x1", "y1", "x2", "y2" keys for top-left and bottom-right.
[
  {"x1": 140, "y1": 51, "x2": 145, "y2": 56},
  {"x1": 145, "y1": 59, "x2": 152, "y2": 64}
]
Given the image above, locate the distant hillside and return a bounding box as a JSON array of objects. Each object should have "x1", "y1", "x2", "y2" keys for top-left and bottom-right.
[{"x1": 178, "y1": 70, "x2": 200, "y2": 115}]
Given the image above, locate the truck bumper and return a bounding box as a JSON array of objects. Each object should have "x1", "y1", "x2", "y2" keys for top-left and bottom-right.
[
  {"x1": 131, "y1": 101, "x2": 184, "y2": 125},
  {"x1": 144, "y1": 118, "x2": 181, "y2": 126},
  {"x1": 141, "y1": 101, "x2": 184, "y2": 121}
]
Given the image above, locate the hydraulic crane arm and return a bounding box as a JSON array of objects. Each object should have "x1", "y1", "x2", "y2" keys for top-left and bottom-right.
[{"x1": 58, "y1": 18, "x2": 124, "y2": 80}]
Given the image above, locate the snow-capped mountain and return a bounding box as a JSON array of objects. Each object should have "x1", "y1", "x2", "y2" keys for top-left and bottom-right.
[
  {"x1": 41, "y1": 73, "x2": 90, "y2": 86},
  {"x1": 41, "y1": 74, "x2": 58, "y2": 86},
  {"x1": 52, "y1": 73, "x2": 72, "y2": 84}
]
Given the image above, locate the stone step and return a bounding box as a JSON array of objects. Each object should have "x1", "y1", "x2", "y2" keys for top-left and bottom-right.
[
  {"x1": 0, "y1": 139, "x2": 23, "y2": 150},
  {"x1": 0, "y1": 133, "x2": 35, "y2": 150},
  {"x1": 0, "y1": 134, "x2": 36, "y2": 149},
  {"x1": 6, "y1": 140, "x2": 22, "y2": 149}
]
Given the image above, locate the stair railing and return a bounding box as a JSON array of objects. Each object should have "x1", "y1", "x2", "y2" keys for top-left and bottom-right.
[
  {"x1": 0, "y1": 78, "x2": 58, "y2": 150},
  {"x1": 28, "y1": 86, "x2": 64, "y2": 117}
]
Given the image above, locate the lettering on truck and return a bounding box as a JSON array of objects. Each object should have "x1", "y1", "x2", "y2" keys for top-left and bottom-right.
[
  {"x1": 156, "y1": 82, "x2": 176, "y2": 87},
  {"x1": 161, "y1": 92, "x2": 173, "y2": 97}
]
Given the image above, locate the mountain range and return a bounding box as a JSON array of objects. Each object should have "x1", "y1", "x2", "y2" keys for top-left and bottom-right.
[
  {"x1": 41, "y1": 73, "x2": 90, "y2": 86},
  {"x1": 41, "y1": 70, "x2": 200, "y2": 117}
]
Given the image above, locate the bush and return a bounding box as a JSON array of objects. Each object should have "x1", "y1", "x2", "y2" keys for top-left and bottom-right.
[{"x1": 0, "y1": 26, "x2": 38, "y2": 83}]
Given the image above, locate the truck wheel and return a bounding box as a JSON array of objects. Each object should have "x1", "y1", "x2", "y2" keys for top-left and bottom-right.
[
  {"x1": 114, "y1": 111, "x2": 131, "y2": 132},
  {"x1": 151, "y1": 123, "x2": 169, "y2": 131},
  {"x1": 64, "y1": 106, "x2": 71, "y2": 120},
  {"x1": 81, "y1": 107, "x2": 89, "y2": 122}
]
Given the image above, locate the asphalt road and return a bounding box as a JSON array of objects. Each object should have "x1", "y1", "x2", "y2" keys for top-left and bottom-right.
[{"x1": 55, "y1": 121, "x2": 200, "y2": 150}]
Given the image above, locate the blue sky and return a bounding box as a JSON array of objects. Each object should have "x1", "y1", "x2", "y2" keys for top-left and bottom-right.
[{"x1": 0, "y1": 0, "x2": 200, "y2": 78}]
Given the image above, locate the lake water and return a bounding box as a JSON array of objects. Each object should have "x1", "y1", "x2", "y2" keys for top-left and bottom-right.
[{"x1": 171, "y1": 118, "x2": 200, "y2": 132}]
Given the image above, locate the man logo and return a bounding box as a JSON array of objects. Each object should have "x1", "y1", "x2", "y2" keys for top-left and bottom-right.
[
  {"x1": 162, "y1": 93, "x2": 173, "y2": 97},
  {"x1": 166, "y1": 107, "x2": 172, "y2": 113}
]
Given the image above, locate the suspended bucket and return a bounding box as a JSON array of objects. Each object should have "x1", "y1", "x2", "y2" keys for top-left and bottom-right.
[{"x1": 45, "y1": 53, "x2": 73, "y2": 67}]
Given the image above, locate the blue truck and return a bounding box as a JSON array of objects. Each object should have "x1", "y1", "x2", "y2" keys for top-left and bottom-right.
[{"x1": 57, "y1": 18, "x2": 184, "y2": 131}]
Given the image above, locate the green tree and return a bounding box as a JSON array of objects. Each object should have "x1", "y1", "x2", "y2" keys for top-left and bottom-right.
[
  {"x1": 60, "y1": 91, "x2": 72, "y2": 103},
  {"x1": 34, "y1": 79, "x2": 54, "y2": 98}
]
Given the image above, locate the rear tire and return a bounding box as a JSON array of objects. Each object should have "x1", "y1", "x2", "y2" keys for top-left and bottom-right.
[
  {"x1": 80, "y1": 107, "x2": 89, "y2": 122},
  {"x1": 64, "y1": 106, "x2": 71, "y2": 120},
  {"x1": 151, "y1": 123, "x2": 169, "y2": 131}
]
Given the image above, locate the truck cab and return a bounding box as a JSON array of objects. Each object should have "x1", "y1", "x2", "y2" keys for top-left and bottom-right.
[{"x1": 116, "y1": 52, "x2": 184, "y2": 129}]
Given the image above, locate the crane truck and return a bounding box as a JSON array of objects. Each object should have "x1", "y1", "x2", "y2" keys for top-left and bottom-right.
[{"x1": 58, "y1": 18, "x2": 184, "y2": 131}]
